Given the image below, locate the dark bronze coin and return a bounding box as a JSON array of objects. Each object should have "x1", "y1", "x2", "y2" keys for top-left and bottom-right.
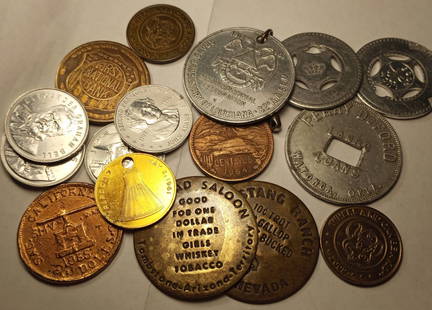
[
  {"x1": 127, "y1": 4, "x2": 195, "y2": 64},
  {"x1": 227, "y1": 181, "x2": 319, "y2": 303},
  {"x1": 133, "y1": 176, "x2": 258, "y2": 300},
  {"x1": 321, "y1": 205, "x2": 403, "y2": 286}
]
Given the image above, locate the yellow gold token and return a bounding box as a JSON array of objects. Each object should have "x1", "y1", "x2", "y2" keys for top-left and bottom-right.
[{"x1": 95, "y1": 153, "x2": 176, "y2": 229}]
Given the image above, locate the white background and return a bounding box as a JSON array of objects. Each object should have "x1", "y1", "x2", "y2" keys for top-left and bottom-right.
[{"x1": 0, "y1": 0, "x2": 431, "y2": 309}]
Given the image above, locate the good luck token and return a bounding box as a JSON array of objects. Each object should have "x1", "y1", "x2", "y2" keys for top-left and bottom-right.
[
  {"x1": 285, "y1": 98, "x2": 402, "y2": 205},
  {"x1": 56, "y1": 41, "x2": 150, "y2": 123},
  {"x1": 95, "y1": 153, "x2": 176, "y2": 229},
  {"x1": 321, "y1": 205, "x2": 403, "y2": 286},
  {"x1": 189, "y1": 116, "x2": 273, "y2": 182},
  {"x1": 17, "y1": 183, "x2": 123, "y2": 284},
  {"x1": 133, "y1": 176, "x2": 258, "y2": 300},
  {"x1": 227, "y1": 181, "x2": 319, "y2": 303},
  {"x1": 184, "y1": 27, "x2": 295, "y2": 124}
]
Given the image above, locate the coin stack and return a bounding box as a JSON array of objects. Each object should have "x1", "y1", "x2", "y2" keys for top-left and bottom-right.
[{"x1": 2, "y1": 2, "x2": 431, "y2": 306}]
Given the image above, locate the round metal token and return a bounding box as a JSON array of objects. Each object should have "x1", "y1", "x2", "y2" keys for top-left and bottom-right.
[
  {"x1": 189, "y1": 116, "x2": 273, "y2": 182},
  {"x1": 183, "y1": 27, "x2": 295, "y2": 124},
  {"x1": 358, "y1": 38, "x2": 432, "y2": 119},
  {"x1": 4, "y1": 88, "x2": 89, "y2": 163},
  {"x1": 134, "y1": 176, "x2": 258, "y2": 300},
  {"x1": 127, "y1": 4, "x2": 195, "y2": 64},
  {"x1": 283, "y1": 32, "x2": 362, "y2": 110},
  {"x1": 321, "y1": 205, "x2": 403, "y2": 286},
  {"x1": 56, "y1": 41, "x2": 151, "y2": 123},
  {"x1": 285, "y1": 99, "x2": 402, "y2": 205},
  {"x1": 17, "y1": 183, "x2": 123, "y2": 284},
  {"x1": 1, "y1": 135, "x2": 84, "y2": 187},
  {"x1": 227, "y1": 181, "x2": 319, "y2": 304},
  {"x1": 115, "y1": 85, "x2": 193, "y2": 154},
  {"x1": 95, "y1": 153, "x2": 176, "y2": 229}
]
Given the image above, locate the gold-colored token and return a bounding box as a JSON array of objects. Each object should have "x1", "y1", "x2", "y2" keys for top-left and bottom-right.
[
  {"x1": 56, "y1": 41, "x2": 150, "y2": 123},
  {"x1": 127, "y1": 4, "x2": 195, "y2": 64},
  {"x1": 227, "y1": 181, "x2": 319, "y2": 303},
  {"x1": 95, "y1": 153, "x2": 176, "y2": 229},
  {"x1": 133, "y1": 176, "x2": 258, "y2": 300},
  {"x1": 17, "y1": 183, "x2": 123, "y2": 284}
]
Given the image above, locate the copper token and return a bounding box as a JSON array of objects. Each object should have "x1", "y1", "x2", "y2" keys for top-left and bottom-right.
[
  {"x1": 127, "y1": 4, "x2": 195, "y2": 64},
  {"x1": 56, "y1": 41, "x2": 150, "y2": 123},
  {"x1": 227, "y1": 181, "x2": 319, "y2": 303},
  {"x1": 321, "y1": 205, "x2": 403, "y2": 286},
  {"x1": 133, "y1": 176, "x2": 258, "y2": 300},
  {"x1": 17, "y1": 183, "x2": 123, "y2": 284},
  {"x1": 189, "y1": 116, "x2": 274, "y2": 182}
]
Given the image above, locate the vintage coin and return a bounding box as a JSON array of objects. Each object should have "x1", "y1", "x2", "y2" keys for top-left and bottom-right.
[
  {"x1": 1, "y1": 135, "x2": 84, "y2": 187},
  {"x1": 189, "y1": 116, "x2": 273, "y2": 182},
  {"x1": 95, "y1": 153, "x2": 176, "y2": 229},
  {"x1": 285, "y1": 99, "x2": 402, "y2": 205},
  {"x1": 4, "y1": 88, "x2": 89, "y2": 163},
  {"x1": 227, "y1": 181, "x2": 319, "y2": 303},
  {"x1": 283, "y1": 32, "x2": 362, "y2": 110},
  {"x1": 85, "y1": 124, "x2": 165, "y2": 182},
  {"x1": 134, "y1": 176, "x2": 258, "y2": 300},
  {"x1": 127, "y1": 4, "x2": 195, "y2": 64},
  {"x1": 17, "y1": 183, "x2": 123, "y2": 284},
  {"x1": 183, "y1": 27, "x2": 295, "y2": 124},
  {"x1": 56, "y1": 41, "x2": 150, "y2": 123},
  {"x1": 115, "y1": 85, "x2": 193, "y2": 153},
  {"x1": 321, "y1": 205, "x2": 403, "y2": 286},
  {"x1": 358, "y1": 38, "x2": 432, "y2": 119}
]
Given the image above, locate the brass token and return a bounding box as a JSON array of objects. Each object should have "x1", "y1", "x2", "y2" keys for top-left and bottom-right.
[
  {"x1": 127, "y1": 4, "x2": 195, "y2": 64},
  {"x1": 17, "y1": 183, "x2": 123, "y2": 284},
  {"x1": 95, "y1": 153, "x2": 176, "y2": 229},
  {"x1": 56, "y1": 41, "x2": 150, "y2": 123},
  {"x1": 227, "y1": 181, "x2": 319, "y2": 303},
  {"x1": 321, "y1": 205, "x2": 403, "y2": 286},
  {"x1": 133, "y1": 176, "x2": 258, "y2": 300},
  {"x1": 189, "y1": 116, "x2": 274, "y2": 182}
]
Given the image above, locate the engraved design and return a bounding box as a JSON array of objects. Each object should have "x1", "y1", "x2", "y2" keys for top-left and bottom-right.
[
  {"x1": 54, "y1": 217, "x2": 95, "y2": 258},
  {"x1": 140, "y1": 15, "x2": 180, "y2": 50}
]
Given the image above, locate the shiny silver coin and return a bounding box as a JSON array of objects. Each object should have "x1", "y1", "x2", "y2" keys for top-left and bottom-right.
[
  {"x1": 115, "y1": 85, "x2": 193, "y2": 153},
  {"x1": 183, "y1": 27, "x2": 295, "y2": 124},
  {"x1": 4, "y1": 88, "x2": 89, "y2": 163},
  {"x1": 358, "y1": 38, "x2": 432, "y2": 119},
  {"x1": 285, "y1": 99, "x2": 402, "y2": 205},
  {"x1": 283, "y1": 32, "x2": 362, "y2": 110},
  {"x1": 0, "y1": 135, "x2": 84, "y2": 187}
]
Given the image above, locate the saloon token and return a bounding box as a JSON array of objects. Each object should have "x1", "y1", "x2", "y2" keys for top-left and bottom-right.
[
  {"x1": 17, "y1": 183, "x2": 123, "y2": 284},
  {"x1": 127, "y1": 4, "x2": 195, "y2": 63},
  {"x1": 134, "y1": 176, "x2": 258, "y2": 300},
  {"x1": 95, "y1": 153, "x2": 176, "y2": 229},
  {"x1": 189, "y1": 116, "x2": 273, "y2": 182},
  {"x1": 227, "y1": 181, "x2": 319, "y2": 303},
  {"x1": 321, "y1": 206, "x2": 403, "y2": 286},
  {"x1": 56, "y1": 41, "x2": 150, "y2": 123}
]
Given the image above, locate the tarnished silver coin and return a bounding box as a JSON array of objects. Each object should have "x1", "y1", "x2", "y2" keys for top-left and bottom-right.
[
  {"x1": 85, "y1": 123, "x2": 166, "y2": 182},
  {"x1": 184, "y1": 27, "x2": 295, "y2": 124},
  {"x1": 115, "y1": 85, "x2": 193, "y2": 153},
  {"x1": 285, "y1": 99, "x2": 402, "y2": 205},
  {"x1": 0, "y1": 135, "x2": 84, "y2": 187},
  {"x1": 283, "y1": 32, "x2": 362, "y2": 110},
  {"x1": 358, "y1": 38, "x2": 432, "y2": 119},
  {"x1": 4, "y1": 89, "x2": 89, "y2": 163}
]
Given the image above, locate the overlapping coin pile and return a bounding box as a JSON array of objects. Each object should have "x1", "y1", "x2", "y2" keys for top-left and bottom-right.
[{"x1": 3, "y1": 2, "x2": 431, "y2": 304}]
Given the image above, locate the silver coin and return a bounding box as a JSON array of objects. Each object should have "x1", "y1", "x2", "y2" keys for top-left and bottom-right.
[
  {"x1": 183, "y1": 27, "x2": 295, "y2": 124},
  {"x1": 282, "y1": 32, "x2": 362, "y2": 110},
  {"x1": 4, "y1": 88, "x2": 89, "y2": 163},
  {"x1": 285, "y1": 99, "x2": 402, "y2": 205},
  {"x1": 115, "y1": 85, "x2": 193, "y2": 153},
  {"x1": 358, "y1": 38, "x2": 432, "y2": 119},
  {"x1": 85, "y1": 123, "x2": 165, "y2": 182},
  {"x1": 0, "y1": 135, "x2": 84, "y2": 187}
]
